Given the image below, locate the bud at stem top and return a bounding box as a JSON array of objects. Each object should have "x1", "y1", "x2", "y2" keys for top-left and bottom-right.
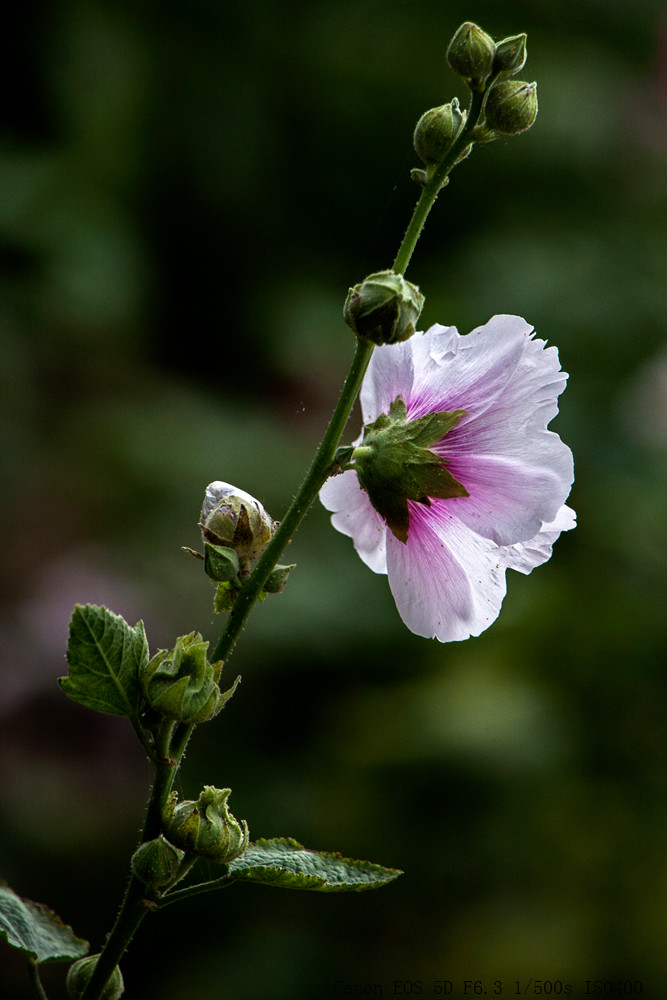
[
  {"x1": 492, "y1": 33, "x2": 528, "y2": 78},
  {"x1": 446, "y1": 22, "x2": 495, "y2": 91}
]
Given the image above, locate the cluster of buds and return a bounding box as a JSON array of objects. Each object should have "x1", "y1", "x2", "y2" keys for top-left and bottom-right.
[
  {"x1": 446, "y1": 22, "x2": 537, "y2": 133},
  {"x1": 162, "y1": 786, "x2": 249, "y2": 864},
  {"x1": 411, "y1": 22, "x2": 536, "y2": 185}
]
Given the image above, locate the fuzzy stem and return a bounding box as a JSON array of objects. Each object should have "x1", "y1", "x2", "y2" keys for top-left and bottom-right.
[
  {"x1": 211, "y1": 335, "x2": 374, "y2": 664},
  {"x1": 78, "y1": 726, "x2": 191, "y2": 1000},
  {"x1": 392, "y1": 87, "x2": 486, "y2": 276}
]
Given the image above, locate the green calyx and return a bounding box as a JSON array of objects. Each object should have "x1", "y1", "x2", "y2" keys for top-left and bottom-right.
[
  {"x1": 142, "y1": 632, "x2": 240, "y2": 725},
  {"x1": 162, "y1": 787, "x2": 249, "y2": 864},
  {"x1": 343, "y1": 270, "x2": 425, "y2": 346},
  {"x1": 340, "y1": 397, "x2": 469, "y2": 543}
]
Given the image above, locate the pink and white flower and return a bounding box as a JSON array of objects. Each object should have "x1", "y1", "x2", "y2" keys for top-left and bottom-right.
[{"x1": 320, "y1": 315, "x2": 575, "y2": 642}]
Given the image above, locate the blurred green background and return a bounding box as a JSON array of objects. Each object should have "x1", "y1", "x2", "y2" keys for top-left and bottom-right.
[{"x1": 1, "y1": 0, "x2": 666, "y2": 997}]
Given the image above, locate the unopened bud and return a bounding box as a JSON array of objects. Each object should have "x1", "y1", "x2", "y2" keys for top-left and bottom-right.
[
  {"x1": 344, "y1": 270, "x2": 424, "y2": 346},
  {"x1": 484, "y1": 80, "x2": 538, "y2": 134},
  {"x1": 142, "y1": 632, "x2": 238, "y2": 725},
  {"x1": 66, "y1": 957, "x2": 124, "y2": 1000},
  {"x1": 413, "y1": 99, "x2": 467, "y2": 164},
  {"x1": 131, "y1": 835, "x2": 184, "y2": 890},
  {"x1": 446, "y1": 22, "x2": 495, "y2": 91},
  {"x1": 200, "y1": 482, "x2": 275, "y2": 562},
  {"x1": 163, "y1": 786, "x2": 249, "y2": 864},
  {"x1": 493, "y1": 33, "x2": 528, "y2": 78}
]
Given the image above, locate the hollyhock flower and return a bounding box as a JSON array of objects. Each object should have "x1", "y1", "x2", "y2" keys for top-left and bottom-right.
[{"x1": 320, "y1": 315, "x2": 575, "y2": 642}]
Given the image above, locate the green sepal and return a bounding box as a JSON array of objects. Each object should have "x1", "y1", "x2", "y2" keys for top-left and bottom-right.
[
  {"x1": 204, "y1": 542, "x2": 240, "y2": 582},
  {"x1": 353, "y1": 397, "x2": 468, "y2": 543},
  {"x1": 228, "y1": 837, "x2": 402, "y2": 893},
  {"x1": 214, "y1": 579, "x2": 241, "y2": 613},
  {"x1": 0, "y1": 881, "x2": 89, "y2": 964},
  {"x1": 142, "y1": 632, "x2": 235, "y2": 724},
  {"x1": 60, "y1": 605, "x2": 148, "y2": 718},
  {"x1": 263, "y1": 563, "x2": 296, "y2": 594}
]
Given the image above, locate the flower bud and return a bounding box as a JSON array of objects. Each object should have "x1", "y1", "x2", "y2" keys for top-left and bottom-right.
[
  {"x1": 66, "y1": 957, "x2": 124, "y2": 1000},
  {"x1": 492, "y1": 33, "x2": 528, "y2": 78},
  {"x1": 484, "y1": 80, "x2": 538, "y2": 134},
  {"x1": 131, "y1": 835, "x2": 184, "y2": 890},
  {"x1": 142, "y1": 632, "x2": 239, "y2": 725},
  {"x1": 200, "y1": 482, "x2": 275, "y2": 562},
  {"x1": 343, "y1": 270, "x2": 424, "y2": 346},
  {"x1": 162, "y1": 786, "x2": 249, "y2": 864},
  {"x1": 446, "y1": 22, "x2": 495, "y2": 91},
  {"x1": 413, "y1": 99, "x2": 467, "y2": 164}
]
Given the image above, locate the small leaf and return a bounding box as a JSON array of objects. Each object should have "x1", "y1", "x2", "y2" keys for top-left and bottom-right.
[
  {"x1": 0, "y1": 881, "x2": 89, "y2": 964},
  {"x1": 60, "y1": 604, "x2": 148, "y2": 718},
  {"x1": 229, "y1": 838, "x2": 402, "y2": 892}
]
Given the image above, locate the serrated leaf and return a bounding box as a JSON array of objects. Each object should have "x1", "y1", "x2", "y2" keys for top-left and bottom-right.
[
  {"x1": 228, "y1": 838, "x2": 402, "y2": 892},
  {"x1": 59, "y1": 604, "x2": 148, "y2": 718},
  {"x1": 0, "y1": 882, "x2": 89, "y2": 964}
]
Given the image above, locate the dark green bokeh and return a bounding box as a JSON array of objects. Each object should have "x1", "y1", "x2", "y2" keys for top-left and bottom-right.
[{"x1": 1, "y1": 1, "x2": 666, "y2": 997}]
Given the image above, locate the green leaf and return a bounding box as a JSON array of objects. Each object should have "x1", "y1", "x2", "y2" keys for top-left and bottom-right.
[
  {"x1": 228, "y1": 837, "x2": 402, "y2": 892},
  {"x1": 60, "y1": 604, "x2": 149, "y2": 718},
  {"x1": 0, "y1": 881, "x2": 89, "y2": 964}
]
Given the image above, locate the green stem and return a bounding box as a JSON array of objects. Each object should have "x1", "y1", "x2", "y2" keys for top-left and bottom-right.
[
  {"x1": 392, "y1": 88, "x2": 486, "y2": 276},
  {"x1": 28, "y1": 960, "x2": 48, "y2": 1000},
  {"x1": 211, "y1": 335, "x2": 375, "y2": 664},
  {"x1": 79, "y1": 726, "x2": 190, "y2": 1000}
]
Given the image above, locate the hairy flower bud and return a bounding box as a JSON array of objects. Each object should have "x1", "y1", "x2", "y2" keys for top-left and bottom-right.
[
  {"x1": 200, "y1": 482, "x2": 275, "y2": 561},
  {"x1": 131, "y1": 835, "x2": 184, "y2": 890},
  {"x1": 66, "y1": 957, "x2": 124, "y2": 1000},
  {"x1": 344, "y1": 270, "x2": 424, "y2": 346},
  {"x1": 142, "y1": 632, "x2": 239, "y2": 724},
  {"x1": 446, "y1": 22, "x2": 495, "y2": 91},
  {"x1": 413, "y1": 99, "x2": 467, "y2": 164},
  {"x1": 484, "y1": 80, "x2": 538, "y2": 134},
  {"x1": 162, "y1": 787, "x2": 249, "y2": 864},
  {"x1": 492, "y1": 33, "x2": 528, "y2": 78}
]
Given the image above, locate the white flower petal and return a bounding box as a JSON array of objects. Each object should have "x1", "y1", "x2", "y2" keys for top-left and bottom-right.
[
  {"x1": 386, "y1": 502, "x2": 508, "y2": 642},
  {"x1": 359, "y1": 337, "x2": 416, "y2": 423},
  {"x1": 502, "y1": 504, "x2": 577, "y2": 575},
  {"x1": 319, "y1": 471, "x2": 387, "y2": 573}
]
